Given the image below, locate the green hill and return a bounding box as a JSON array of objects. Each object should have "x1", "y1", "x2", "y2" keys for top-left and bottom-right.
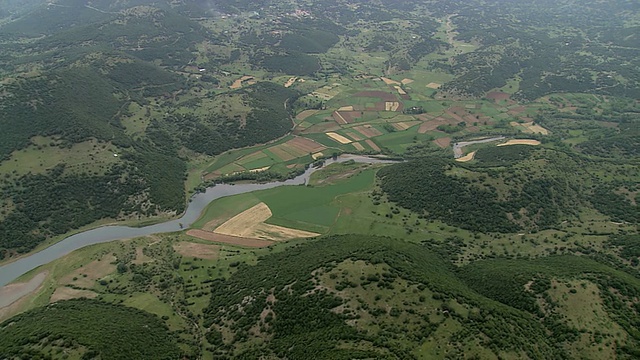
[{"x1": 0, "y1": 299, "x2": 182, "y2": 359}]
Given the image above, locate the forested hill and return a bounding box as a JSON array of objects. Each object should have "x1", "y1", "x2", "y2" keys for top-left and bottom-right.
[
  {"x1": 0, "y1": 0, "x2": 301, "y2": 259},
  {"x1": 378, "y1": 146, "x2": 638, "y2": 233}
]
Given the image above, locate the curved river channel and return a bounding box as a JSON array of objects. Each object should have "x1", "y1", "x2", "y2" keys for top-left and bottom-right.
[{"x1": 0, "y1": 155, "x2": 397, "y2": 287}]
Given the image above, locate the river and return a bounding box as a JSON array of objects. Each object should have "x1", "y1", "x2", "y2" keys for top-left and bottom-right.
[{"x1": 0, "y1": 155, "x2": 397, "y2": 287}]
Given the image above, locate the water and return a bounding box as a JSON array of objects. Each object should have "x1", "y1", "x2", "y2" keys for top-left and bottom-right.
[{"x1": 0, "y1": 155, "x2": 397, "y2": 287}]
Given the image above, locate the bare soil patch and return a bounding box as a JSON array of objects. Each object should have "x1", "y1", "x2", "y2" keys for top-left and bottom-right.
[
  {"x1": 284, "y1": 77, "x2": 298, "y2": 88},
  {"x1": 173, "y1": 242, "x2": 220, "y2": 259},
  {"x1": 312, "y1": 152, "x2": 324, "y2": 160},
  {"x1": 381, "y1": 77, "x2": 401, "y2": 85},
  {"x1": 497, "y1": 139, "x2": 541, "y2": 146},
  {"x1": 401, "y1": 78, "x2": 414, "y2": 85},
  {"x1": 433, "y1": 137, "x2": 452, "y2": 148},
  {"x1": 393, "y1": 86, "x2": 407, "y2": 95},
  {"x1": 338, "y1": 106, "x2": 354, "y2": 111},
  {"x1": 50, "y1": 287, "x2": 97, "y2": 303},
  {"x1": 455, "y1": 151, "x2": 477, "y2": 162},
  {"x1": 426, "y1": 82, "x2": 441, "y2": 89},
  {"x1": 187, "y1": 230, "x2": 273, "y2": 248},
  {"x1": 60, "y1": 255, "x2": 117, "y2": 288},
  {"x1": 230, "y1": 75, "x2": 255, "y2": 89}
]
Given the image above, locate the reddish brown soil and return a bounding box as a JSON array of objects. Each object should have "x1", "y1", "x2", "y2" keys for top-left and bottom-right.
[{"x1": 289, "y1": 137, "x2": 325, "y2": 153}]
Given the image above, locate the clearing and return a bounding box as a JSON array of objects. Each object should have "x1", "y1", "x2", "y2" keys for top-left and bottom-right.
[
  {"x1": 455, "y1": 151, "x2": 477, "y2": 162},
  {"x1": 60, "y1": 255, "x2": 117, "y2": 288},
  {"x1": 173, "y1": 242, "x2": 220, "y2": 259}
]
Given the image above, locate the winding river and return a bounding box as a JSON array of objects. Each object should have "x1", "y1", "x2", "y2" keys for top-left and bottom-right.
[{"x1": 0, "y1": 155, "x2": 397, "y2": 287}]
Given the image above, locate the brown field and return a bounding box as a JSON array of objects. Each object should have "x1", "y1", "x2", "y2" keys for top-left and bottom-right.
[
  {"x1": 214, "y1": 203, "x2": 319, "y2": 241},
  {"x1": 507, "y1": 106, "x2": 526, "y2": 115},
  {"x1": 455, "y1": 151, "x2": 477, "y2": 162},
  {"x1": 381, "y1": 77, "x2": 401, "y2": 85},
  {"x1": 302, "y1": 122, "x2": 341, "y2": 134},
  {"x1": 60, "y1": 255, "x2": 117, "y2": 288},
  {"x1": 426, "y1": 82, "x2": 441, "y2": 89},
  {"x1": 445, "y1": 110, "x2": 466, "y2": 123},
  {"x1": 497, "y1": 139, "x2": 541, "y2": 146},
  {"x1": 418, "y1": 117, "x2": 455, "y2": 133},
  {"x1": 385, "y1": 101, "x2": 400, "y2": 112},
  {"x1": 401, "y1": 78, "x2": 414, "y2": 85},
  {"x1": 352, "y1": 142, "x2": 365, "y2": 151},
  {"x1": 486, "y1": 91, "x2": 510, "y2": 101},
  {"x1": 288, "y1": 137, "x2": 326, "y2": 153},
  {"x1": 269, "y1": 146, "x2": 297, "y2": 161},
  {"x1": 365, "y1": 139, "x2": 381, "y2": 151},
  {"x1": 326, "y1": 132, "x2": 352, "y2": 144},
  {"x1": 187, "y1": 229, "x2": 273, "y2": 248},
  {"x1": 434, "y1": 137, "x2": 452, "y2": 148},
  {"x1": 354, "y1": 125, "x2": 382, "y2": 138},
  {"x1": 296, "y1": 110, "x2": 318, "y2": 121},
  {"x1": 332, "y1": 111, "x2": 349, "y2": 124},
  {"x1": 230, "y1": 75, "x2": 255, "y2": 89},
  {"x1": 344, "y1": 131, "x2": 363, "y2": 141},
  {"x1": 354, "y1": 91, "x2": 397, "y2": 101},
  {"x1": 340, "y1": 111, "x2": 362, "y2": 123},
  {"x1": 50, "y1": 287, "x2": 97, "y2": 303},
  {"x1": 173, "y1": 242, "x2": 220, "y2": 259}
]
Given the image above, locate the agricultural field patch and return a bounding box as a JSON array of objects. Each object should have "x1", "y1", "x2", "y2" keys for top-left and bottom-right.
[
  {"x1": 186, "y1": 229, "x2": 273, "y2": 248},
  {"x1": 326, "y1": 132, "x2": 353, "y2": 144},
  {"x1": 173, "y1": 242, "x2": 220, "y2": 259},
  {"x1": 497, "y1": 139, "x2": 541, "y2": 146}
]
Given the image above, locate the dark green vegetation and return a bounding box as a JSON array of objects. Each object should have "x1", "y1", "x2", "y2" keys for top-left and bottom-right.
[
  {"x1": 379, "y1": 145, "x2": 638, "y2": 233},
  {"x1": 0, "y1": 299, "x2": 182, "y2": 359},
  {"x1": 198, "y1": 235, "x2": 640, "y2": 359}
]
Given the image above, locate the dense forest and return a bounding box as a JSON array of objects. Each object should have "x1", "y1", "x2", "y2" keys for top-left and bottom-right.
[{"x1": 0, "y1": 299, "x2": 182, "y2": 359}]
